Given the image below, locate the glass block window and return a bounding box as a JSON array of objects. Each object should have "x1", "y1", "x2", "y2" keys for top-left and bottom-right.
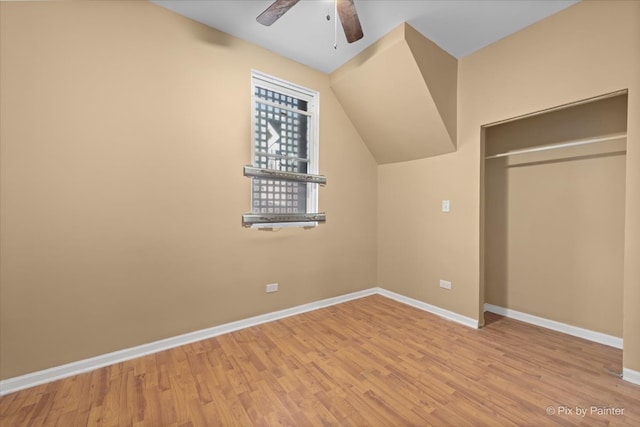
[{"x1": 249, "y1": 71, "x2": 319, "y2": 221}]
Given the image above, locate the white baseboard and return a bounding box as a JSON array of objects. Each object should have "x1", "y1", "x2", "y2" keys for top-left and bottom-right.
[
  {"x1": 378, "y1": 288, "x2": 479, "y2": 329},
  {"x1": 484, "y1": 303, "x2": 623, "y2": 349},
  {"x1": 14, "y1": 290, "x2": 603, "y2": 395},
  {"x1": 0, "y1": 287, "x2": 378, "y2": 396},
  {"x1": 623, "y1": 368, "x2": 640, "y2": 386}
]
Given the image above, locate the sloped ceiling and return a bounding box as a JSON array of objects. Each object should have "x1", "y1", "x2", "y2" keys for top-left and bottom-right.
[
  {"x1": 148, "y1": 1, "x2": 579, "y2": 164},
  {"x1": 151, "y1": 1, "x2": 580, "y2": 73},
  {"x1": 331, "y1": 23, "x2": 457, "y2": 164}
]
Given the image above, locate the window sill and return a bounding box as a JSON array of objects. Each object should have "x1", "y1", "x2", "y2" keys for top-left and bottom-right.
[{"x1": 252, "y1": 221, "x2": 318, "y2": 230}]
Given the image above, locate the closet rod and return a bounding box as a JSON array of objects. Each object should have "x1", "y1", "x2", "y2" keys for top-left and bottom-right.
[{"x1": 484, "y1": 132, "x2": 627, "y2": 159}]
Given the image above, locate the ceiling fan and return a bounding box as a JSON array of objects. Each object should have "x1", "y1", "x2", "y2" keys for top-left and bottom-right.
[{"x1": 257, "y1": 0, "x2": 364, "y2": 44}]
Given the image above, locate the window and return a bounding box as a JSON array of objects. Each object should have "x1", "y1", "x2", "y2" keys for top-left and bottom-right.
[{"x1": 242, "y1": 71, "x2": 326, "y2": 228}]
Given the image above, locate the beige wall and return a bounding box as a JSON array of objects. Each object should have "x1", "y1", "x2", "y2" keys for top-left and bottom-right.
[
  {"x1": 2, "y1": 0, "x2": 640, "y2": 381},
  {"x1": 0, "y1": 1, "x2": 378, "y2": 379},
  {"x1": 484, "y1": 94, "x2": 627, "y2": 337},
  {"x1": 378, "y1": 0, "x2": 640, "y2": 370}
]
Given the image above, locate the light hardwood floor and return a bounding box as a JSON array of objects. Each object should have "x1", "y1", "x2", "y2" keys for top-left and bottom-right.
[{"x1": 1, "y1": 295, "x2": 639, "y2": 426}]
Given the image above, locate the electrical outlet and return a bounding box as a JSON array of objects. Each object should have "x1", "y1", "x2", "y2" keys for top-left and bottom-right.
[
  {"x1": 439, "y1": 279, "x2": 452, "y2": 290},
  {"x1": 266, "y1": 283, "x2": 279, "y2": 293}
]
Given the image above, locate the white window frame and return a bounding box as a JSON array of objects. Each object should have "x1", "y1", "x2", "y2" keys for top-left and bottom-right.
[{"x1": 245, "y1": 70, "x2": 323, "y2": 229}]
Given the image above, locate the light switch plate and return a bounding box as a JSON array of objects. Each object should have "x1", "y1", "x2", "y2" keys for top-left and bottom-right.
[{"x1": 441, "y1": 200, "x2": 450, "y2": 212}]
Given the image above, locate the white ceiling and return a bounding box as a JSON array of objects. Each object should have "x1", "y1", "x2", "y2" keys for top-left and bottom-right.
[{"x1": 151, "y1": 0, "x2": 580, "y2": 73}]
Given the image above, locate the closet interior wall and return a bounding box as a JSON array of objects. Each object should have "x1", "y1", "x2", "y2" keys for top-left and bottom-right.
[{"x1": 483, "y1": 93, "x2": 628, "y2": 337}]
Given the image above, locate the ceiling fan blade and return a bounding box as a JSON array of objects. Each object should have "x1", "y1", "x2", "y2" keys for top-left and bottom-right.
[
  {"x1": 337, "y1": 0, "x2": 364, "y2": 43},
  {"x1": 256, "y1": 0, "x2": 300, "y2": 26}
]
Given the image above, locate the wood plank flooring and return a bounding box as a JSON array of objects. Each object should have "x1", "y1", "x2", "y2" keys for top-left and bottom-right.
[{"x1": 1, "y1": 294, "x2": 639, "y2": 426}]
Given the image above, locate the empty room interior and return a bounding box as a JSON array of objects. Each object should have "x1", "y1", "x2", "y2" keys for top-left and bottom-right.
[{"x1": 1, "y1": 0, "x2": 639, "y2": 425}]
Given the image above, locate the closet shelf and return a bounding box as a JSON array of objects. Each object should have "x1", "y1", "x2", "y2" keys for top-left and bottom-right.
[{"x1": 484, "y1": 132, "x2": 627, "y2": 159}]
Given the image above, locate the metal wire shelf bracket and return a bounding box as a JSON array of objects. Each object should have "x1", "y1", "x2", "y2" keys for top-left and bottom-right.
[
  {"x1": 242, "y1": 212, "x2": 326, "y2": 227},
  {"x1": 243, "y1": 165, "x2": 327, "y2": 185}
]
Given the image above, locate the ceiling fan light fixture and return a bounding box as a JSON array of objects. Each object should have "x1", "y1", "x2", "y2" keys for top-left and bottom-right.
[{"x1": 257, "y1": 0, "x2": 363, "y2": 44}]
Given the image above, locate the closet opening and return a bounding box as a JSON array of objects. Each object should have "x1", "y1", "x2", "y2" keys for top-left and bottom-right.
[{"x1": 481, "y1": 90, "x2": 628, "y2": 346}]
